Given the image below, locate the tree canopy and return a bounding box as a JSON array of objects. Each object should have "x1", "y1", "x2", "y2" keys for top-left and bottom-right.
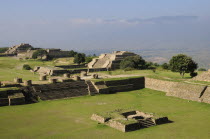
[
  {"x1": 120, "y1": 55, "x2": 146, "y2": 70},
  {"x1": 32, "y1": 49, "x2": 47, "y2": 60},
  {"x1": 69, "y1": 50, "x2": 78, "y2": 57},
  {"x1": 73, "y1": 53, "x2": 86, "y2": 64},
  {"x1": 169, "y1": 54, "x2": 198, "y2": 77}
]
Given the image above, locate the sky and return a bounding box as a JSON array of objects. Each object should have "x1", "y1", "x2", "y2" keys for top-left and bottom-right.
[{"x1": 0, "y1": 0, "x2": 210, "y2": 51}]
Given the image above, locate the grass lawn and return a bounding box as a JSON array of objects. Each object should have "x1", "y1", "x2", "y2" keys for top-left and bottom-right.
[
  {"x1": 0, "y1": 57, "x2": 74, "y2": 81},
  {"x1": 0, "y1": 88, "x2": 210, "y2": 139}
]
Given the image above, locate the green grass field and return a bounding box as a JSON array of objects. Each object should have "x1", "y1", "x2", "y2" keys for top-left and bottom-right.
[
  {"x1": 0, "y1": 57, "x2": 74, "y2": 81},
  {"x1": 0, "y1": 89, "x2": 210, "y2": 139}
]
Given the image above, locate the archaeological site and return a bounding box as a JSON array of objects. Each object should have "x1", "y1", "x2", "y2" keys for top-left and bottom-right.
[{"x1": 1, "y1": 43, "x2": 210, "y2": 138}]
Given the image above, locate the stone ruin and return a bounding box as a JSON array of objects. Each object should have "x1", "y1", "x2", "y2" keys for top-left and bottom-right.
[
  {"x1": 88, "y1": 51, "x2": 137, "y2": 70},
  {"x1": 193, "y1": 69, "x2": 210, "y2": 82},
  {"x1": 34, "y1": 66, "x2": 69, "y2": 76},
  {"x1": 0, "y1": 80, "x2": 25, "y2": 106},
  {"x1": 5, "y1": 43, "x2": 33, "y2": 54},
  {"x1": 91, "y1": 109, "x2": 169, "y2": 132},
  {"x1": 92, "y1": 77, "x2": 145, "y2": 94}
]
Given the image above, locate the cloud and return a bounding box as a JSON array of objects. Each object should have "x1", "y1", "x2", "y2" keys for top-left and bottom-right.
[{"x1": 67, "y1": 16, "x2": 199, "y2": 25}]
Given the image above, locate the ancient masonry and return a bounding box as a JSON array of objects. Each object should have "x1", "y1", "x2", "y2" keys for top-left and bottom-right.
[
  {"x1": 92, "y1": 77, "x2": 145, "y2": 94},
  {"x1": 5, "y1": 43, "x2": 33, "y2": 54},
  {"x1": 193, "y1": 69, "x2": 210, "y2": 82},
  {"x1": 88, "y1": 51, "x2": 137, "y2": 69},
  {"x1": 5, "y1": 43, "x2": 72, "y2": 58},
  {"x1": 2, "y1": 76, "x2": 210, "y2": 106},
  {"x1": 91, "y1": 109, "x2": 169, "y2": 132}
]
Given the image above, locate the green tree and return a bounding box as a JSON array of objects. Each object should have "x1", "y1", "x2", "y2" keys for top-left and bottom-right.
[
  {"x1": 0, "y1": 47, "x2": 8, "y2": 53},
  {"x1": 85, "y1": 56, "x2": 93, "y2": 63},
  {"x1": 169, "y1": 54, "x2": 198, "y2": 78},
  {"x1": 120, "y1": 55, "x2": 146, "y2": 70},
  {"x1": 32, "y1": 49, "x2": 47, "y2": 59},
  {"x1": 74, "y1": 53, "x2": 86, "y2": 64},
  {"x1": 69, "y1": 50, "x2": 78, "y2": 57},
  {"x1": 162, "y1": 63, "x2": 169, "y2": 70}
]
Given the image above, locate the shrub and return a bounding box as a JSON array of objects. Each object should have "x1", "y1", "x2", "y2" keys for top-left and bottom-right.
[
  {"x1": 198, "y1": 68, "x2": 207, "y2": 71},
  {"x1": 190, "y1": 72, "x2": 198, "y2": 78},
  {"x1": 22, "y1": 64, "x2": 31, "y2": 70},
  {"x1": 162, "y1": 63, "x2": 169, "y2": 70},
  {"x1": 32, "y1": 49, "x2": 47, "y2": 59},
  {"x1": 0, "y1": 47, "x2": 8, "y2": 53}
]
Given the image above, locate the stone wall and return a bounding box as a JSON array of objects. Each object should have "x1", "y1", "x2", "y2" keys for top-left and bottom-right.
[
  {"x1": 56, "y1": 64, "x2": 86, "y2": 69},
  {"x1": 23, "y1": 81, "x2": 89, "y2": 101},
  {"x1": 145, "y1": 77, "x2": 210, "y2": 103},
  {"x1": 93, "y1": 77, "x2": 145, "y2": 94},
  {"x1": 107, "y1": 120, "x2": 126, "y2": 132},
  {"x1": 200, "y1": 88, "x2": 210, "y2": 104},
  {"x1": 0, "y1": 90, "x2": 25, "y2": 106}
]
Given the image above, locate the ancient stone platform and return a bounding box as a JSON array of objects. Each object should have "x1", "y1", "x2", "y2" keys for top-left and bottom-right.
[{"x1": 91, "y1": 109, "x2": 169, "y2": 132}]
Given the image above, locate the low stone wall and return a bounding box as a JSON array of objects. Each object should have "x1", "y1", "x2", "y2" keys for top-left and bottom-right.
[
  {"x1": 93, "y1": 77, "x2": 145, "y2": 94},
  {"x1": 0, "y1": 98, "x2": 9, "y2": 106},
  {"x1": 9, "y1": 97, "x2": 25, "y2": 105},
  {"x1": 107, "y1": 120, "x2": 126, "y2": 132},
  {"x1": 108, "y1": 84, "x2": 134, "y2": 93},
  {"x1": 23, "y1": 81, "x2": 89, "y2": 101},
  {"x1": 200, "y1": 88, "x2": 210, "y2": 104},
  {"x1": 91, "y1": 114, "x2": 108, "y2": 123},
  {"x1": 56, "y1": 64, "x2": 86, "y2": 69},
  {"x1": 0, "y1": 54, "x2": 15, "y2": 57},
  {"x1": 145, "y1": 77, "x2": 210, "y2": 103}
]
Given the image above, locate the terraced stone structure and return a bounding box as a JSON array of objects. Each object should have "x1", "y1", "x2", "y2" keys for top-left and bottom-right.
[
  {"x1": 5, "y1": 43, "x2": 33, "y2": 54},
  {"x1": 23, "y1": 81, "x2": 90, "y2": 101},
  {"x1": 0, "y1": 89, "x2": 25, "y2": 106},
  {"x1": 193, "y1": 69, "x2": 210, "y2": 82},
  {"x1": 91, "y1": 109, "x2": 169, "y2": 132},
  {"x1": 88, "y1": 51, "x2": 137, "y2": 70},
  {"x1": 92, "y1": 77, "x2": 145, "y2": 94},
  {"x1": 34, "y1": 66, "x2": 69, "y2": 76}
]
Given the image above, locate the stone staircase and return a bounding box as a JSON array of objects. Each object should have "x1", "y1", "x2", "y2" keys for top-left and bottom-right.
[
  {"x1": 93, "y1": 54, "x2": 111, "y2": 68},
  {"x1": 86, "y1": 80, "x2": 98, "y2": 95},
  {"x1": 5, "y1": 45, "x2": 18, "y2": 54},
  {"x1": 139, "y1": 118, "x2": 156, "y2": 128}
]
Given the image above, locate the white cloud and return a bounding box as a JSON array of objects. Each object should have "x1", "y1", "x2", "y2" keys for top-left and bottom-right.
[{"x1": 67, "y1": 16, "x2": 199, "y2": 25}]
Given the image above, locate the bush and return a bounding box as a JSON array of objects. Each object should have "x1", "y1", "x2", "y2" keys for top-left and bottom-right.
[
  {"x1": 22, "y1": 64, "x2": 31, "y2": 70},
  {"x1": 32, "y1": 49, "x2": 47, "y2": 59},
  {"x1": 190, "y1": 72, "x2": 198, "y2": 78},
  {"x1": 198, "y1": 68, "x2": 207, "y2": 71},
  {"x1": 0, "y1": 47, "x2": 8, "y2": 53},
  {"x1": 162, "y1": 63, "x2": 169, "y2": 70},
  {"x1": 124, "y1": 67, "x2": 135, "y2": 71}
]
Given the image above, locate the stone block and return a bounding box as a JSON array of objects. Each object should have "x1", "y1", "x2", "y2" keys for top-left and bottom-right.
[
  {"x1": 73, "y1": 76, "x2": 81, "y2": 81},
  {"x1": 63, "y1": 73, "x2": 70, "y2": 78},
  {"x1": 24, "y1": 80, "x2": 32, "y2": 86},
  {"x1": 80, "y1": 71, "x2": 87, "y2": 77},
  {"x1": 14, "y1": 77, "x2": 23, "y2": 83},
  {"x1": 39, "y1": 75, "x2": 47, "y2": 81},
  {"x1": 49, "y1": 78, "x2": 57, "y2": 84}
]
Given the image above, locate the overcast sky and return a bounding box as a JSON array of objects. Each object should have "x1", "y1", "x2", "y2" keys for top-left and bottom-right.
[{"x1": 0, "y1": 0, "x2": 210, "y2": 51}]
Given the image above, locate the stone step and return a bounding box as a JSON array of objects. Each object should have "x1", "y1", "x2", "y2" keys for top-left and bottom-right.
[
  {"x1": 86, "y1": 80, "x2": 98, "y2": 95},
  {"x1": 139, "y1": 119, "x2": 156, "y2": 127}
]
